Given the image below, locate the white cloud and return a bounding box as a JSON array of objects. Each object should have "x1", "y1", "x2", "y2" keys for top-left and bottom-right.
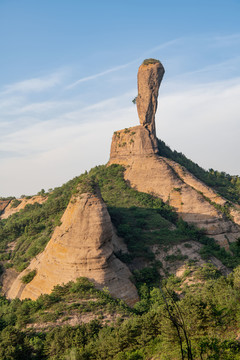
[
  {"x1": 66, "y1": 62, "x2": 134, "y2": 89},
  {"x1": 66, "y1": 39, "x2": 181, "y2": 90},
  {"x1": 158, "y1": 78, "x2": 240, "y2": 175},
  {"x1": 212, "y1": 33, "x2": 240, "y2": 47},
  {"x1": 1, "y1": 72, "x2": 63, "y2": 95}
]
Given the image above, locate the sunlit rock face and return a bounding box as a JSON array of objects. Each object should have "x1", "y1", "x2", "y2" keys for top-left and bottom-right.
[
  {"x1": 109, "y1": 59, "x2": 240, "y2": 248},
  {"x1": 136, "y1": 59, "x2": 165, "y2": 147},
  {"x1": 5, "y1": 192, "x2": 139, "y2": 306}
]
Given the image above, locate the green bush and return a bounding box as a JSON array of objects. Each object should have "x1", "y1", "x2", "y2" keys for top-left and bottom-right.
[
  {"x1": 142, "y1": 58, "x2": 160, "y2": 65},
  {"x1": 21, "y1": 270, "x2": 37, "y2": 284},
  {"x1": 10, "y1": 199, "x2": 21, "y2": 208}
]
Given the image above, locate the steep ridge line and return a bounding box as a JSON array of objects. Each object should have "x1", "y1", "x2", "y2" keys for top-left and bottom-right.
[{"x1": 108, "y1": 59, "x2": 240, "y2": 249}]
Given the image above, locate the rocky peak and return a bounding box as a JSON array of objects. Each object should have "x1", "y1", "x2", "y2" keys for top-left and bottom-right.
[
  {"x1": 136, "y1": 59, "x2": 165, "y2": 137},
  {"x1": 109, "y1": 59, "x2": 164, "y2": 163},
  {"x1": 108, "y1": 60, "x2": 240, "y2": 247}
]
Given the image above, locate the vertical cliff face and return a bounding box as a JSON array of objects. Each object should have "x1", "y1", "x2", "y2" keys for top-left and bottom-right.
[
  {"x1": 136, "y1": 59, "x2": 164, "y2": 148},
  {"x1": 5, "y1": 192, "x2": 138, "y2": 306},
  {"x1": 109, "y1": 59, "x2": 164, "y2": 162},
  {"x1": 109, "y1": 125, "x2": 158, "y2": 163},
  {"x1": 108, "y1": 59, "x2": 240, "y2": 247}
]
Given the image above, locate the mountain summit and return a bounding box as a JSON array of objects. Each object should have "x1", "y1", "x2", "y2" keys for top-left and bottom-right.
[{"x1": 109, "y1": 59, "x2": 240, "y2": 248}]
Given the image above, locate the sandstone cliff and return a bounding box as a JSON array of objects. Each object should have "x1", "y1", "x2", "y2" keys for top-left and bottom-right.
[
  {"x1": 0, "y1": 200, "x2": 11, "y2": 215},
  {"x1": 136, "y1": 59, "x2": 164, "y2": 149},
  {"x1": 5, "y1": 192, "x2": 138, "y2": 306},
  {"x1": 0, "y1": 195, "x2": 47, "y2": 220},
  {"x1": 109, "y1": 59, "x2": 240, "y2": 248}
]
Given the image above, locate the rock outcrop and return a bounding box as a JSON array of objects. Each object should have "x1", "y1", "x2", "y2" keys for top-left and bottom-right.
[
  {"x1": 109, "y1": 59, "x2": 240, "y2": 248},
  {"x1": 110, "y1": 59, "x2": 164, "y2": 161},
  {"x1": 0, "y1": 196, "x2": 47, "y2": 220},
  {"x1": 110, "y1": 125, "x2": 158, "y2": 162},
  {"x1": 136, "y1": 59, "x2": 164, "y2": 135},
  {"x1": 0, "y1": 200, "x2": 11, "y2": 215},
  {"x1": 5, "y1": 192, "x2": 138, "y2": 306}
]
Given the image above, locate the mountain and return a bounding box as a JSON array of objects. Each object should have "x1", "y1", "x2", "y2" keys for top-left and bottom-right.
[{"x1": 0, "y1": 59, "x2": 240, "y2": 359}]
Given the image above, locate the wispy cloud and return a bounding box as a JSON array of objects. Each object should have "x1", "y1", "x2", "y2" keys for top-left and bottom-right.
[
  {"x1": 1, "y1": 72, "x2": 63, "y2": 95},
  {"x1": 212, "y1": 33, "x2": 240, "y2": 47},
  {"x1": 65, "y1": 62, "x2": 135, "y2": 89},
  {"x1": 66, "y1": 39, "x2": 180, "y2": 90},
  {"x1": 142, "y1": 38, "x2": 182, "y2": 56}
]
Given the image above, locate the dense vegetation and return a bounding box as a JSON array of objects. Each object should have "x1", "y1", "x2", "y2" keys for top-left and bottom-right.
[{"x1": 1, "y1": 271, "x2": 240, "y2": 359}]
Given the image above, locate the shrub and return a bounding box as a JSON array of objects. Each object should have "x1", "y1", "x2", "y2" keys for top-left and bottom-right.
[
  {"x1": 10, "y1": 199, "x2": 21, "y2": 208},
  {"x1": 142, "y1": 58, "x2": 160, "y2": 65},
  {"x1": 21, "y1": 270, "x2": 37, "y2": 284}
]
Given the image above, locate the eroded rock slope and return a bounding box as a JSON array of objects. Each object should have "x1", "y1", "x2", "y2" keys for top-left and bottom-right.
[
  {"x1": 0, "y1": 196, "x2": 47, "y2": 220},
  {"x1": 5, "y1": 192, "x2": 138, "y2": 306},
  {"x1": 109, "y1": 59, "x2": 240, "y2": 248}
]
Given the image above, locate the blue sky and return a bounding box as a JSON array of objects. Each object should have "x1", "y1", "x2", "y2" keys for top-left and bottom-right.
[{"x1": 1, "y1": 0, "x2": 240, "y2": 196}]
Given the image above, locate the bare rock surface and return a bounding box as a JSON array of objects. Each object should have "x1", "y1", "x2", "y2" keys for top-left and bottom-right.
[
  {"x1": 109, "y1": 153, "x2": 240, "y2": 247},
  {"x1": 0, "y1": 196, "x2": 47, "y2": 220},
  {"x1": 109, "y1": 125, "x2": 158, "y2": 162},
  {"x1": 151, "y1": 241, "x2": 230, "y2": 277},
  {"x1": 5, "y1": 192, "x2": 138, "y2": 306},
  {"x1": 136, "y1": 60, "x2": 164, "y2": 136},
  {"x1": 0, "y1": 200, "x2": 11, "y2": 214},
  {"x1": 109, "y1": 58, "x2": 240, "y2": 248}
]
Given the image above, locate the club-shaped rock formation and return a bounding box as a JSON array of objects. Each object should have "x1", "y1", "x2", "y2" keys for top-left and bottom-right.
[
  {"x1": 109, "y1": 59, "x2": 240, "y2": 248},
  {"x1": 136, "y1": 59, "x2": 165, "y2": 137}
]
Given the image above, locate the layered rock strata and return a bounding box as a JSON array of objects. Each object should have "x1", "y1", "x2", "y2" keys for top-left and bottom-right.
[
  {"x1": 0, "y1": 196, "x2": 47, "y2": 220},
  {"x1": 5, "y1": 192, "x2": 138, "y2": 306},
  {"x1": 0, "y1": 200, "x2": 11, "y2": 215},
  {"x1": 110, "y1": 125, "x2": 158, "y2": 162},
  {"x1": 136, "y1": 60, "x2": 164, "y2": 136},
  {"x1": 109, "y1": 59, "x2": 240, "y2": 248}
]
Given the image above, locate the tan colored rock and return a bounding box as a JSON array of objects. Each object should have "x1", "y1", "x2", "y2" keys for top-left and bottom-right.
[
  {"x1": 110, "y1": 125, "x2": 158, "y2": 162},
  {"x1": 0, "y1": 200, "x2": 11, "y2": 214},
  {"x1": 230, "y1": 205, "x2": 240, "y2": 226},
  {"x1": 0, "y1": 196, "x2": 47, "y2": 220},
  {"x1": 151, "y1": 241, "x2": 230, "y2": 277},
  {"x1": 1, "y1": 268, "x2": 19, "y2": 295},
  {"x1": 108, "y1": 58, "x2": 240, "y2": 248},
  {"x1": 109, "y1": 152, "x2": 240, "y2": 247},
  {"x1": 136, "y1": 59, "x2": 164, "y2": 150},
  {"x1": 5, "y1": 192, "x2": 138, "y2": 306}
]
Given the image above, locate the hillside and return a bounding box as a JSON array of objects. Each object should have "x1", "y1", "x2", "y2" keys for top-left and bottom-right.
[{"x1": 0, "y1": 59, "x2": 240, "y2": 359}]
